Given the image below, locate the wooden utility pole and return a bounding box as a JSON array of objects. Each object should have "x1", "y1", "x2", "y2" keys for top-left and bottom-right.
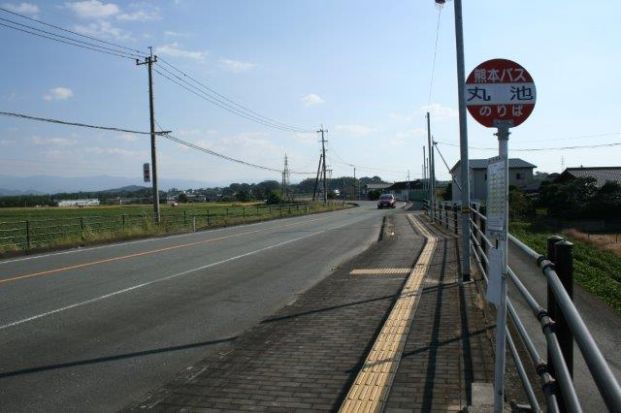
[
  {"x1": 317, "y1": 127, "x2": 328, "y2": 204},
  {"x1": 137, "y1": 47, "x2": 160, "y2": 223}
]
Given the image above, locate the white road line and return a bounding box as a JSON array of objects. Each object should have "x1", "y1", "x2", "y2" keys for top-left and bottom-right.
[{"x1": 0, "y1": 218, "x2": 359, "y2": 331}]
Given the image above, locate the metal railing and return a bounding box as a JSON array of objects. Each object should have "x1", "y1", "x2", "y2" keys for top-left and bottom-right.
[
  {"x1": 0, "y1": 202, "x2": 344, "y2": 255},
  {"x1": 423, "y1": 200, "x2": 621, "y2": 412}
]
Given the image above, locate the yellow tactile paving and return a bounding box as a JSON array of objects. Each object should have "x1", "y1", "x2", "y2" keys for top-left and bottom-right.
[
  {"x1": 339, "y1": 214, "x2": 437, "y2": 413},
  {"x1": 350, "y1": 268, "x2": 411, "y2": 275}
]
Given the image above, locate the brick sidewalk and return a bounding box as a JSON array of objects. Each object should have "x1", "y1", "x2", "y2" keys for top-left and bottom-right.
[{"x1": 124, "y1": 212, "x2": 527, "y2": 412}]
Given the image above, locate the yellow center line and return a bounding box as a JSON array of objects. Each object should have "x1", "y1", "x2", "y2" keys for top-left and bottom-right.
[
  {"x1": 0, "y1": 215, "x2": 328, "y2": 286},
  {"x1": 339, "y1": 214, "x2": 437, "y2": 413}
]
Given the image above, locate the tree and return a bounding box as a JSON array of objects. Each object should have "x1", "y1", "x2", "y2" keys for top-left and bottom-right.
[
  {"x1": 266, "y1": 191, "x2": 281, "y2": 204},
  {"x1": 509, "y1": 186, "x2": 534, "y2": 220},
  {"x1": 177, "y1": 193, "x2": 189, "y2": 203}
]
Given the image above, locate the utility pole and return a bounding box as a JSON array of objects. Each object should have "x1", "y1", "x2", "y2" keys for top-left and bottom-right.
[
  {"x1": 453, "y1": 0, "x2": 471, "y2": 281},
  {"x1": 312, "y1": 153, "x2": 322, "y2": 201},
  {"x1": 426, "y1": 112, "x2": 435, "y2": 218},
  {"x1": 317, "y1": 127, "x2": 328, "y2": 204},
  {"x1": 353, "y1": 167, "x2": 357, "y2": 200},
  {"x1": 137, "y1": 47, "x2": 160, "y2": 224},
  {"x1": 282, "y1": 153, "x2": 290, "y2": 200},
  {"x1": 423, "y1": 145, "x2": 427, "y2": 194}
]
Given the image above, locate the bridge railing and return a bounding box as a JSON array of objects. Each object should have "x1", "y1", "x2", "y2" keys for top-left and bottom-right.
[{"x1": 423, "y1": 200, "x2": 621, "y2": 413}]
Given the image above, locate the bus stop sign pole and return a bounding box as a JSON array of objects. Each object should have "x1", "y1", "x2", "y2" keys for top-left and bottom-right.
[{"x1": 465, "y1": 58, "x2": 536, "y2": 412}]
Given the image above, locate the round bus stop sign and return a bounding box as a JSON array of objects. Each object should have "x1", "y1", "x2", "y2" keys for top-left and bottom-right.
[{"x1": 465, "y1": 59, "x2": 536, "y2": 128}]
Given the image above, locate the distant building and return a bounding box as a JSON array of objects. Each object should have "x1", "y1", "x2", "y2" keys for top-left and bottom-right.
[
  {"x1": 450, "y1": 158, "x2": 536, "y2": 203},
  {"x1": 57, "y1": 199, "x2": 100, "y2": 207},
  {"x1": 364, "y1": 182, "x2": 392, "y2": 196},
  {"x1": 556, "y1": 166, "x2": 621, "y2": 188},
  {"x1": 385, "y1": 180, "x2": 424, "y2": 201}
]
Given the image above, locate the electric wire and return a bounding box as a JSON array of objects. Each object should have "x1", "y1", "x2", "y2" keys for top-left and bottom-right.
[
  {"x1": 0, "y1": 6, "x2": 145, "y2": 56},
  {"x1": 427, "y1": 7, "x2": 443, "y2": 106},
  {"x1": 154, "y1": 66, "x2": 311, "y2": 133},
  {"x1": 0, "y1": 111, "x2": 165, "y2": 135},
  {"x1": 160, "y1": 133, "x2": 315, "y2": 175},
  {"x1": 0, "y1": 21, "x2": 138, "y2": 60},
  {"x1": 0, "y1": 15, "x2": 144, "y2": 59},
  {"x1": 435, "y1": 140, "x2": 621, "y2": 152},
  {"x1": 158, "y1": 57, "x2": 311, "y2": 133}
]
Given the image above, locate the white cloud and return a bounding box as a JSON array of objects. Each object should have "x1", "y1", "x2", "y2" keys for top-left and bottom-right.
[
  {"x1": 32, "y1": 136, "x2": 76, "y2": 146},
  {"x1": 155, "y1": 42, "x2": 207, "y2": 60},
  {"x1": 43, "y1": 87, "x2": 73, "y2": 101},
  {"x1": 301, "y1": 93, "x2": 324, "y2": 107},
  {"x1": 335, "y1": 124, "x2": 374, "y2": 137},
  {"x1": 117, "y1": 133, "x2": 137, "y2": 142},
  {"x1": 65, "y1": 0, "x2": 119, "y2": 19},
  {"x1": 390, "y1": 128, "x2": 426, "y2": 146},
  {"x1": 117, "y1": 6, "x2": 160, "y2": 22},
  {"x1": 391, "y1": 103, "x2": 458, "y2": 123},
  {"x1": 2, "y1": 2, "x2": 39, "y2": 17},
  {"x1": 218, "y1": 58, "x2": 256, "y2": 73},
  {"x1": 74, "y1": 20, "x2": 131, "y2": 40},
  {"x1": 164, "y1": 30, "x2": 190, "y2": 37},
  {"x1": 419, "y1": 103, "x2": 458, "y2": 121}
]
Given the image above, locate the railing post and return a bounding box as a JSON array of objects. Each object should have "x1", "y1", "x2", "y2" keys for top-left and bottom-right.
[
  {"x1": 546, "y1": 234, "x2": 564, "y2": 381},
  {"x1": 453, "y1": 204, "x2": 458, "y2": 234},
  {"x1": 479, "y1": 205, "x2": 487, "y2": 275},
  {"x1": 444, "y1": 204, "x2": 449, "y2": 229},
  {"x1": 25, "y1": 220, "x2": 31, "y2": 252},
  {"x1": 554, "y1": 239, "x2": 575, "y2": 378},
  {"x1": 243, "y1": 207, "x2": 246, "y2": 222},
  {"x1": 122, "y1": 214, "x2": 126, "y2": 230},
  {"x1": 207, "y1": 210, "x2": 211, "y2": 226},
  {"x1": 192, "y1": 216, "x2": 196, "y2": 232}
]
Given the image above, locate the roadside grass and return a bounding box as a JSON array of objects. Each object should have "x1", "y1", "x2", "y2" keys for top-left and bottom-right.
[
  {"x1": 511, "y1": 221, "x2": 621, "y2": 315},
  {"x1": 0, "y1": 202, "x2": 351, "y2": 256},
  {"x1": 562, "y1": 228, "x2": 621, "y2": 257}
]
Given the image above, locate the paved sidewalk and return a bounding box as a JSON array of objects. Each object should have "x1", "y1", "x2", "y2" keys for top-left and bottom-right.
[{"x1": 124, "y1": 212, "x2": 524, "y2": 412}]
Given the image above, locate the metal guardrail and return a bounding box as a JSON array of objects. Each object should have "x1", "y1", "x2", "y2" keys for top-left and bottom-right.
[
  {"x1": 422, "y1": 200, "x2": 621, "y2": 412},
  {"x1": 0, "y1": 202, "x2": 343, "y2": 254}
]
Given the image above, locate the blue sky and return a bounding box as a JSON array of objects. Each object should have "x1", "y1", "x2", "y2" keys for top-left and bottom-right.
[{"x1": 1, "y1": 0, "x2": 620, "y2": 188}]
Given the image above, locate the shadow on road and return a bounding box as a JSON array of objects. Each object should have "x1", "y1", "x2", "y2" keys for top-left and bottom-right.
[{"x1": 0, "y1": 336, "x2": 237, "y2": 379}]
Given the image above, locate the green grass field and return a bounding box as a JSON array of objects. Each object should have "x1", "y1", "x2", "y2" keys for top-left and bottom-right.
[
  {"x1": 511, "y1": 221, "x2": 621, "y2": 315},
  {"x1": 0, "y1": 201, "x2": 349, "y2": 255}
]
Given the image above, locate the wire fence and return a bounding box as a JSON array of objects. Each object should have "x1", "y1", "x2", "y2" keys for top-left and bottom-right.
[
  {"x1": 0, "y1": 202, "x2": 345, "y2": 255},
  {"x1": 424, "y1": 200, "x2": 621, "y2": 412}
]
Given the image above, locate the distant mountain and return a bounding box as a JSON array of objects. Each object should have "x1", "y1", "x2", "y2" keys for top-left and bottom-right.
[
  {"x1": 0, "y1": 188, "x2": 44, "y2": 196},
  {"x1": 101, "y1": 185, "x2": 149, "y2": 193},
  {"x1": 0, "y1": 175, "x2": 223, "y2": 195}
]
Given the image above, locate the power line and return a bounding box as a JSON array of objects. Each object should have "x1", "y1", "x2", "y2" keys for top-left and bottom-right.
[
  {"x1": 158, "y1": 57, "x2": 311, "y2": 133},
  {"x1": 0, "y1": 15, "x2": 144, "y2": 59},
  {"x1": 160, "y1": 133, "x2": 315, "y2": 175},
  {"x1": 0, "y1": 20, "x2": 138, "y2": 60},
  {"x1": 0, "y1": 6, "x2": 145, "y2": 56},
  {"x1": 0, "y1": 111, "x2": 167, "y2": 135},
  {"x1": 154, "y1": 66, "x2": 311, "y2": 133},
  {"x1": 427, "y1": 7, "x2": 443, "y2": 106},
  {"x1": 435, "y1": 140, "x2": 621, "y2": 152}
]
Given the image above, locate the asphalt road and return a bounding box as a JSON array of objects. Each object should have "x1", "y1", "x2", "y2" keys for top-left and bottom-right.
[{"x1": 0, "y1": 201, "x2": 397, "y2": 412}]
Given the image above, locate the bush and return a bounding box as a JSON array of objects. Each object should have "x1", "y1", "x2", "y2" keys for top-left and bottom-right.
[{"x1": 266, "y1": 191, "x2": 282, "y2": 204}]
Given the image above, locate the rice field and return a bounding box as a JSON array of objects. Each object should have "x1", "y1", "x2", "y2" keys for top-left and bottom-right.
[{"x1": 0, "y1": 201, "x2": 348, "y2": 255}]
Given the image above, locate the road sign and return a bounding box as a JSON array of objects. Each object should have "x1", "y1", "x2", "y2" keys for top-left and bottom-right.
[
  {"x1": 486, "y1": 157, "x2": 507, "y2": 237},
  {"x1": 143, "y1": 163, "x2": 150, "y2": 183},
  {"x1": 465, "y1": 58, "x2": 536, "y2": 128}
]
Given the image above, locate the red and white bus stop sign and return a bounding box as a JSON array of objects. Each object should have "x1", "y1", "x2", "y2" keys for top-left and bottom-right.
[{"x1": 465, "y1": 58, "x2": 536, "y2": 128}]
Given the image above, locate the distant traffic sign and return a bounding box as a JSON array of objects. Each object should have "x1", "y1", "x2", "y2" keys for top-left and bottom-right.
[{"x1": 465, "y1": 59, "x2": 536, "y2": 128}]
